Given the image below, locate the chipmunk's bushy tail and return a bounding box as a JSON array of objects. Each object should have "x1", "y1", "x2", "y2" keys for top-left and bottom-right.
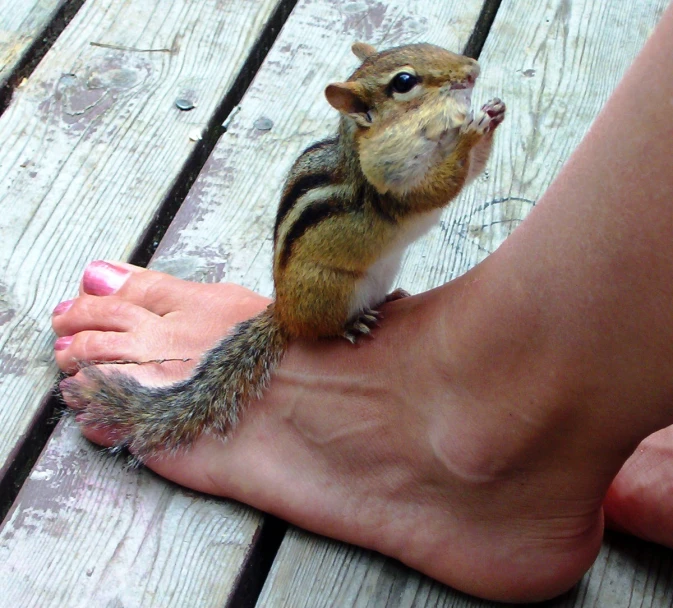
[{"x1": 64, "y1": 306, "x2": 287, "y2": 461}]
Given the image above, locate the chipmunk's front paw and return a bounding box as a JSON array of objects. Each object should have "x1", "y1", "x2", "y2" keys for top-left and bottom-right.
[
  {"x1": 482, "y1": 98, "x2": 506, "y2": 131},
  {"x1": 462, "y1": 98, "x2": 506, "y2": 135}
]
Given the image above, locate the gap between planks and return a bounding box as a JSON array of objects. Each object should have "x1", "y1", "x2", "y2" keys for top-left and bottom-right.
[{"x1": 0, "y1": 0, "x2": 87, "y2": 115}]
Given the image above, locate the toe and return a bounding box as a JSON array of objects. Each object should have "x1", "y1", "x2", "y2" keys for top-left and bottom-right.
[
  {"x1": 80, "y1": 261, "x2": 187, "y2": 316},
  {"x1": 52, "y1": 294, "x2": 157, "y2": 337},
  {"x1": 81, "y1": 261, "x2": 139, "y2": 296},
  {"x1": 78, "y1": 260, "x2": 269, "y2": 321},
  {"x1": 77, "y1": 421, "x2": 121, "y2": 448},
  {"x1": 54, "y1": 329, "x2": 144, "y2": 373}
]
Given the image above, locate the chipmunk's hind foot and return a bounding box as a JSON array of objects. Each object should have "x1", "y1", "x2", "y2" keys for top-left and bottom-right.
[
  {"x1": 384, "y1": 288, "x2": 410, "y2": 303},
  {"x1": 342, "y1": 307, "x2": 381, "y2": 343}
]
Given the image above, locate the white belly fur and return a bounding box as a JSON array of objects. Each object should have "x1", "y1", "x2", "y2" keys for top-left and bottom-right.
[{"x1": 348, "y1": 209, "x2": 443, "y2": 317}]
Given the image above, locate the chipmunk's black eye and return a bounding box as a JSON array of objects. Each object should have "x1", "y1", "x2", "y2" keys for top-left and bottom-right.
[{"x1": 390, "y1": 72, "x2": 418, "y2": 94}]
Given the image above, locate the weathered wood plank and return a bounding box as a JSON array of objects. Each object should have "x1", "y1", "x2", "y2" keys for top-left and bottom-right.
[
  {"x1": 0, "y1": 0, "x2": 69, "y2": 89},
  {"x1": 0, "y1": 419, "x2": 264, "y2": 607},
  {"x1": 403, "y1": 0, "x2": 670, "y2": 287},
  {"x1": 0, "y1": 0, "x2": 289, "y2": 603},
  {"x1": 255, "y1": 0, "x2": 673, "y2": 606},
  {"x1": 254, "y1": 529, "x2": 673, "y2": 608},
  {"x1": 0, "y1": 0, "x2": 285, "y2": 477}
]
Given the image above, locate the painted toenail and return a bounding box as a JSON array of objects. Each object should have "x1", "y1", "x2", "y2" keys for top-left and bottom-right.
[
  {"x1": 54, "y1": 336, "x2": 73, "y2": 351},
  {"x1": 83, "y1": 261, "x2": 131, "y2": 295},
  {"x1": 53, "y1": 300, "x2": 74, "y2": 316}
]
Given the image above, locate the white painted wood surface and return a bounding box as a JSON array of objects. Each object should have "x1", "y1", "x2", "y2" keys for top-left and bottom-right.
[
  {"x1": 0, "y1": 0, "x2": 68, "y2": 88},
  {"x1": 0, "y1": 0, "x2": 282, "y2": 476},
  {"x1": 0, "y1": 419, "x2": 263, "y2": 607},
  {"x1": 254, "y1": 0, "x2": 673, "y2": 605}
]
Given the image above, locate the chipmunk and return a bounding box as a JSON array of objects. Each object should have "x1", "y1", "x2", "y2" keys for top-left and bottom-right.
[{"x1": 64, "y1": 42, "x2": 506, "y2": 460}]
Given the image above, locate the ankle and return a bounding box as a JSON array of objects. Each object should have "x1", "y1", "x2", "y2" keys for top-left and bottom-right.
[
  {"x1": 426, "y1": 269, "x2": 559, "y2": 476},
  {"x1": 436, "y1": 250, "x2": 673, "y2": 495}
]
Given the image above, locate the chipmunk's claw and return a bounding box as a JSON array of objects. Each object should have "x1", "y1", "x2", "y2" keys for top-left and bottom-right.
[
  {"x1": 385, "y1": 288, "x2": 411, "y2": 303},
  {"x1": 342, "y1": 307, "x2": 380, "y2": 343},
  {"x1": 482, "y1": 98, "x2": 506, "y2": 131},
  {"x1": 462, "y1": 98, "x2": 506, "y2": 135}
]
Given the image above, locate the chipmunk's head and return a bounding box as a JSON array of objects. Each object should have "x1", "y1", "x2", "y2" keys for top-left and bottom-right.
[
  {"x1": 325, "y1": 42, "x2": 479, "y2": 130},
  {"x1": 325, "y1": 42, "x2": 480, "y2": 195}
]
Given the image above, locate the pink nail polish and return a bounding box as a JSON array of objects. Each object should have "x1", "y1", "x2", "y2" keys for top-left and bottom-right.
[
  {"x1": 83, "y1": 260, "x2": 131, "y2": 296},
  {"x1": 53, "y1": 299, "x2": 74, "y2": 316},
  {"x1": 54, "y1": 336, "x2": 73, "y2": 351}
]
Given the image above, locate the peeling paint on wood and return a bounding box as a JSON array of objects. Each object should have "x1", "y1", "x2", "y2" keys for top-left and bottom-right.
[{"x1": 0, "y1": 420, "x2": 264, "y2": 607}]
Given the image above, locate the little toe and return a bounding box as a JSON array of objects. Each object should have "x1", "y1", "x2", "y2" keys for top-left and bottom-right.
[
  {"x1": 76, "y1": 420, "x2": 122, "y2": 449},
  {"x1": 52, "y1": 294, "x2": 157, "y2": 337}
]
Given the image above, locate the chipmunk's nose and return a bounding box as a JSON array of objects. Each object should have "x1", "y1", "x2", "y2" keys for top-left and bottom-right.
[{"x1": 449, "y1": 59, "x2": 480, "y2": 91}]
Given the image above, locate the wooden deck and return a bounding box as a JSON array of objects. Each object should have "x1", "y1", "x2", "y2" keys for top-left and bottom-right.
[{"x1": 0, "y1": 0, "x2": 671, "y2": 605}]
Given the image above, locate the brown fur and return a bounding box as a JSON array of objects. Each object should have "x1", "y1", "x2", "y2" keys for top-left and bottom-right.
[{"x1": 69, "y1": 42, "x2": 505, "y2": 458}]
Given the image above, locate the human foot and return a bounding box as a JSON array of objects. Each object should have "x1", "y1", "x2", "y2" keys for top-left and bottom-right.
[
  {"x1": 54, "y1": 261, "x2": 614, "y2": 602},
  {"x1": 604, "y1": 425, "x2": 673, "y2": 547},
  {"x1": 53, "y1": 260, "x2": 270, "y2": 379}
]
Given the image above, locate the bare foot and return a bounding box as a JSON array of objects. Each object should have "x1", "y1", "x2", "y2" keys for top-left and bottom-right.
[
  {"x1": 52, "y1": 259, "x2": 619, "y2": 603},
  {"x1": 53, "y1": 260, "x2": 270, "y2": 381},
  {"x1": 604, "y1": 426, "x2": 673, "y2": 547}
]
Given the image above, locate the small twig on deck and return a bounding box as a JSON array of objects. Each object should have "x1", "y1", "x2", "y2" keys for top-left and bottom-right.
[{"x1": 90, "y1": 41, "x2": 173, "y2": 53}]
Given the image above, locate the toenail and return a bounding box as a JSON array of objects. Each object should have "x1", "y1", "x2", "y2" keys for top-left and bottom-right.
[
  {"x1": 53, "y1": 299, "x2": 74, "y2": 316},
  {"x1": 83, "y1": 261, "x2": 131, "y2": 296},
  {"x1": 54, "y1": 336, "x2": 73, "y2": 351}
]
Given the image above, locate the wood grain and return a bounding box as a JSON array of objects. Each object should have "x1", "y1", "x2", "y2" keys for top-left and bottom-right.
[
  {"x1": 252, "y1": 0, "x2": 673, "y2": 606},
  {"x1": 400, "y1": 0, "x2": 670, "y2": 288},
  {"x1": 0, "y1": 0, "x2": 283, "y2": 476},
  {"x1": 256, "y1": 529, "x2": 673, "y2": 607},
  {"x1": 0, "y1": 419, "x2": 263, "y2": 607},
  {"x1": 0, "y1": 0, "x2": 68, "y2": 89}
]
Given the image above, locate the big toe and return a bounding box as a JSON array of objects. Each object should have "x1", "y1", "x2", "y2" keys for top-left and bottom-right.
[{"x1": 81, "y1": 260, "x2": 194, "y2": 316}]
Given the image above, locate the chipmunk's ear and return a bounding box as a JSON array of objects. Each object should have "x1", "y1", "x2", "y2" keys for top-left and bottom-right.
[
  {"x1": 351, "y1": 42, "x2": 377, "y2": 61},
  {"x1": 325, "y1": 82, "x2": 372, "y2": 127}
]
